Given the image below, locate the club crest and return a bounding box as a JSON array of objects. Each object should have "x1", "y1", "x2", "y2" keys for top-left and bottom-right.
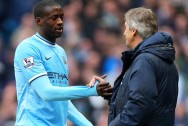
[{"x1": 62, "y1": 56, "x2": 67, "y2": 64}]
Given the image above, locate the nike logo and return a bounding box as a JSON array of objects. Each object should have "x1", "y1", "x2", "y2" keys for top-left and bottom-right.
[{"x1": 45, "y1": 57, "x2": 51, "y2": 60}]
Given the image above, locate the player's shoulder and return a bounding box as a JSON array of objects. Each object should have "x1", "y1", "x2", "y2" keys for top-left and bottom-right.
[
  {"x1": 15, "y1": 35, "x2": 42, "y2": 58},
  {"x1": 56, "y1": 44, "x2": 67, "y2": 54},
  {"x1": 55, "y1": 43, "x2": 63, "y2": 50},
  {"x1": 16, "y1": 36, "x2": 33, "y2": 47},
  {"x1": 16, "y1": 35, "x2": 38, "y2": 51}
]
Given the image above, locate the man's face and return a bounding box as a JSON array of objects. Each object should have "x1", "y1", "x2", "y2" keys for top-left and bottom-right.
[
  {"x1": 39, "y1": 5, "x2": 64, "y2": 40},
  {"x1": 123, "y1": 22, "x2": 134, "y2": 48}
]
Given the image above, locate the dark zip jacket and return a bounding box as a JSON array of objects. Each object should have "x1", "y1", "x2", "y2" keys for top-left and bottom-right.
[{"x1": 108, "y1": 32, "x2": 179, "y2": 126}]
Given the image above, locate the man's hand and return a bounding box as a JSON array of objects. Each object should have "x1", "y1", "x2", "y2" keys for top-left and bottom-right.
[
  {"x1": 87, "y1": 74, "x2": 107, "y2": 87},
  {"x1": 87, "y1": 74, "x2": 113, "y2": 100}
]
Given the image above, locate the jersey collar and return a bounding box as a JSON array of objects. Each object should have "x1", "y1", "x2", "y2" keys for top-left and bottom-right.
[{"x1": 35, "y1": 33, "x2": 56, "y2": 46}]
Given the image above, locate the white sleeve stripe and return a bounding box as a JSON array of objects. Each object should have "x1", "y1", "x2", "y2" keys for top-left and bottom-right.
[{"x1": 28, "y1": 72, "x2": 48, "y2": 83}]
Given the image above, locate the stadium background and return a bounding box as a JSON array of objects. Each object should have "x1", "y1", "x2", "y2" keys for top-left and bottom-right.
[{"x1": 0, "y1": 0, "x2": 188, "y2": 126}]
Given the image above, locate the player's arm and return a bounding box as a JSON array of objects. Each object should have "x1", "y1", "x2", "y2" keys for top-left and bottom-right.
[
  {"x1": 15, "y1": 42, "x2": 111, "y2": 100},
  {"x1": 67, "y1": 101, "x2": 93, "y2": 126},
  {"x1": 30, "y1": 75, "x2": 110, "y2": 101},
  {"x1": 109, "y1": 56, "x2": 157, "y2": 126}
]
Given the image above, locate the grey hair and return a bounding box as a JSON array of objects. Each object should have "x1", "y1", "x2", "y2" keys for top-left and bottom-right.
[{"x1": 125, "y1": 7, "x2": 158, "y2": 39}]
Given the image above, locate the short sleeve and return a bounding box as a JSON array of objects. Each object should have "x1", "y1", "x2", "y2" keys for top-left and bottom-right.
[{"x1": 14, "y1": 42, "x2": 47, "y2": 83}]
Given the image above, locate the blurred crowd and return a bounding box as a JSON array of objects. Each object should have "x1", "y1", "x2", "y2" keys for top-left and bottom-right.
[{"x1": 0, "y1": 0, "x2": 188, "y2": 126}]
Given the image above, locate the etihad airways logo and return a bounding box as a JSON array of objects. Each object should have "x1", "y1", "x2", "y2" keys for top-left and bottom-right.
[
  {"x1": 47, "y1": 72, "x2": 68, "y2": 85},
  {"x1": 47, "y1": 72, "x2": 68, "y2": 80}
]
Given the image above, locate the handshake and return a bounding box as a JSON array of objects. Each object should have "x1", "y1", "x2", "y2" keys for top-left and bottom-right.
[{"x1": 87, "y1": 74, "x2": 113, "y2": 100}]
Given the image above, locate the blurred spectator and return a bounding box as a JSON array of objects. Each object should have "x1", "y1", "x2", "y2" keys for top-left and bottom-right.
[
  {"x1": 82, "y1": 0, "x2": 100, "y2": 39},
  {"x1": 175, "y1": 73, "x2": 188, "y2": 126},
  {"x1": 101, "y1": 0, "x2": 121, "y2": 29},
  {"x1": 0, "y1": 81, "x2": 16, "y2": 126},
  {"x1": 157, "y1": 0, "x2": 176, "y2": 27},
  {"x1": 10, "y1": 13, "x2": 35, "y2": 49},
  {"x1": 0, "y1": 0, "x2": 39, "y2": 45},
  {"x1": 174, "y1": 13, "x2": 188, "y2": 39},
  {"x1": 116, "y1": 0, "x2": 132, "y2": 12},
  {"x1": 96, "y1": 104, "x2": 109, "y2": 126},
  {"x1": 63, "y1": 1, "x2": 84, "y2": 48},
  {"x1": 0, "y1": 34, "x2": 6, "y2": 91}
]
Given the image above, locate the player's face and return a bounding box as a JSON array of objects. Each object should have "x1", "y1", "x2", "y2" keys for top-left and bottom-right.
[
  {"x1": 123, "y1": 22, "x2": 134, "y2": 48},
  {"x1": 40, "y1": 5, "x2": 64, "y2": 41}
]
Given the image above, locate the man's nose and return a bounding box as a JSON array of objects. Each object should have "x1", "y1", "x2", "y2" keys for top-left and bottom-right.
[{"x1": 57, "y1": 18, "x2": 63, "y2": 25}]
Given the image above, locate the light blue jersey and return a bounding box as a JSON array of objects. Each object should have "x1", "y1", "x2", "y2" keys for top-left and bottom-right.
[{"x1": 14, "y1": 33, "x2": 96, "y2": 126}]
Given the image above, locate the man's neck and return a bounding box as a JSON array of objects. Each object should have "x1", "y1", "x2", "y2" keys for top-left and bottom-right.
[
  {"x1": 38, "y1": 30, "x2": 56, "y2": 43},
  {"x1": 132, "y1": 36, "x2": 143, "y2": 49}
]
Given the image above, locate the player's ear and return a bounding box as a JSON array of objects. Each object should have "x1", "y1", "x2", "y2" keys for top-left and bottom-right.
[{"x1": 35, "y1": 17, "x2": 42, "y2": 25}]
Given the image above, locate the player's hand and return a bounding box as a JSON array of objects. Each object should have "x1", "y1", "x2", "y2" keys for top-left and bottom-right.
[
  {"x1": 97, "y1": 82, "x2": 113, "y2": 100},
  {"x1": 86, "y1": 74, "x2": 113, "y2": 100}
]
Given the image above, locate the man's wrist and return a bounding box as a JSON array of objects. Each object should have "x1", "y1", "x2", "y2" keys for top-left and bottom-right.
[{"x1": 88, "y1": 82, "x2": 98, "y2": 96}]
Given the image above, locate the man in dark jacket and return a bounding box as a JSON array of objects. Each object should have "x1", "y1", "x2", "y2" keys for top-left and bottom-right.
[
  {"x1": 106, "y1": 7, "x2": 179, "y2": 126},
  {"x1": 91, "y1": 7, "x2": 179, "y2": 126}
]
